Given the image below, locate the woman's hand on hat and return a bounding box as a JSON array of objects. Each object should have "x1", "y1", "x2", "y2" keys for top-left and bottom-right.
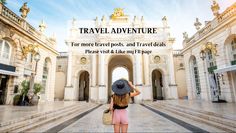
[{"x1": 128, "y1": 81, "x2": 133, "y2": 86}]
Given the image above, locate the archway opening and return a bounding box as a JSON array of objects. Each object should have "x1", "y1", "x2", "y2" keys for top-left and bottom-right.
[
  {"x1": 112, "y1": 67, "x2": 129, "y2": 83},
  {"x1": 152, "y1": 69, "x2": 163, "y2": 100},
  {"x1": 78, "y1": 71, "x2": 89, "y2": 101},
  {"x1": 108, "y1": 55, "x2": 133, "y2": 102}
]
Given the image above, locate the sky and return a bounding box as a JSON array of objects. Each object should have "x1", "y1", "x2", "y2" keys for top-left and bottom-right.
[{"x1": 5, "y1": 0, "x2": 236, "y2": 52}]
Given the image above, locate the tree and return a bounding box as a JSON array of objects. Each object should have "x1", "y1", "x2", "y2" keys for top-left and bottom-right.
[{"x1": 0, "y1": 0, "x2": 7, "y2": 5}]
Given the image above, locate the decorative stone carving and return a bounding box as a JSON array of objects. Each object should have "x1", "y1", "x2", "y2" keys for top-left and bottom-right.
[
  {"x1": 19, "y1": 2, "x2": 30, "y2": 19},
  {"x1": 80, "y1": 57, "x2": 87, "y2": 64},
  {"x1": 154, "y1": 55, "x2": 161, "y2": 63}
]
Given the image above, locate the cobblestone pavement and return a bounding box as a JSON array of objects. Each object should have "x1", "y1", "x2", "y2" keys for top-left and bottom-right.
[{"x1": 59, "y1": 104, "x2": 190, "y2": 132}]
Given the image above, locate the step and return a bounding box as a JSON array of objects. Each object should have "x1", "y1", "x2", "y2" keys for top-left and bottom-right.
[
  {"x1": 158, "y1": 103, "x2": 236, "y2": 128},
  {"x1": 14, "y1": 103, "x2": 98, "y2": 132},
  {"x1": 0, "y1": 102, "x2": 89, "y2": 132},
  {"x1": 26, "y1": 104, "x2": 99, "y2": 132},
  {"x1": 147, "y1": 103, "x2": 236, "y2": 133},
  {"x1": 0, "y1": 102, "x2": 84, "y2": 127},
  {"x1": 143, "y1": 104, "x2": 226, "y2": 133},
  {"x1": 166, "y1": 102, "x2": 236, "y2": 121}
]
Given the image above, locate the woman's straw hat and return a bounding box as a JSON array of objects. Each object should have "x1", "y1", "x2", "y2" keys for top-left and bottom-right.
[{"x1": 112, "y1": 79, "x2": 131, "y2": 95}]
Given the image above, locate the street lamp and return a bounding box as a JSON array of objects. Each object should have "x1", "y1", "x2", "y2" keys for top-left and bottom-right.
[
  {"x1": 28, "y1": 52, "x2": 41, "y2": 104},
  {"x1": 200, "y1": 50, "x2": 206, "y2": 60}
]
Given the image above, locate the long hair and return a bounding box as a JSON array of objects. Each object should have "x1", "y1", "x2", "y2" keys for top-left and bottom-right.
[{"x1": 113, "y1": 93, "x2": 130, "y2": 107}]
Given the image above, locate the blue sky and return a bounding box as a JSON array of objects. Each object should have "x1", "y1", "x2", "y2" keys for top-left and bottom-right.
[{"x1": 5, "y1": 0, "x2": 236, "y2": 51}]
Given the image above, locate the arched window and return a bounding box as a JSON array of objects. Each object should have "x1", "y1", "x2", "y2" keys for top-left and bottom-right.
[
  {"x1": 191, "y1": 57, "x2": 201, "y2": 95},
  {"x1": 230, "y1": 38, "x2": 236, "y2": 64},
  {"x1": 206, "y1": 50, "x2": 217, "y2": 73},
  {"x1": 0, "y1": 40, "x2": 11, "y2": 64},
  {"x1": 42, "y1": 59, "x2": 49, "y2": 94}
]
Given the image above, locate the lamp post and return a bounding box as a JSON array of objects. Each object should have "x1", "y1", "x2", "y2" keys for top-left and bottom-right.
[{"x1": 28, "y1": 52, "x2": 41, "y2": 104}]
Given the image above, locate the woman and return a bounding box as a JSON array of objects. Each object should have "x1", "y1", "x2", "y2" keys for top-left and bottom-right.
[{"x1": 109, "y1": 79, "x2": 140, "y2": 133}]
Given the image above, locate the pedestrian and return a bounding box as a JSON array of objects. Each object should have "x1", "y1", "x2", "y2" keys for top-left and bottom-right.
[{"x1": 109, "y1": 79, "x2": 140, "y2": 133}]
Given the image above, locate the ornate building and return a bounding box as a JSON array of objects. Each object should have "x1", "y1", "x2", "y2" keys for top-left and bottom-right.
[
  {"x1": 0, "y1": 3, "x2": 58, "y2": 104},
  {"x1": 182, "y1": 2, "x2": 236, "y2": 102},
  {"x1": 56, "y1": 8, "x2": 187, "y2": 103}
]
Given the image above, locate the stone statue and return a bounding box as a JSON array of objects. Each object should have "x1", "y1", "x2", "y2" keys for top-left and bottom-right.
[
  {"x1": 183, "y1": 32, "x2": 188, "y2": 40},
  {"x1": 19, "y1": 2, "x2": 30, "y2": 19},
  {"x1": 211, "y1": 0, "x2": 220, "y2": 17},
  {"x1": 162, "y1": 16, "x2": 168, "y2": 27},
  {"x1": 194, "y1": 18, "x2": 202, "y2": 30},
  {"x1": 39, "y1": 20, "x2": 46, "y2": 33}
]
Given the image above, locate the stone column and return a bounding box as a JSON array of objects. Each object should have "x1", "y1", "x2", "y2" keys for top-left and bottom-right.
[
  {"x1": 66, "y1": 49, "x2": 72, "y2": 86},
  {"x1": 64, "y1": 43, "x2": 74, "y2": 101},
  {"x1": 98, "y1": 54, "x2": 106, "y2": 103},
  {"x1": 143, "y1": 54, "x2": 152, "y2": 100},
  {"x1": 134, "y1": 53, "x2": 143, "y2": 102},
  {"x1": 168, "y1": 51, "x2": 178, "y2": 99},
  {"x1": 144, "y1": 54, "x2": 150, "y2": 85},
  {"x1": 90, "y1": 54, "x2": 98, "y2": 102}
]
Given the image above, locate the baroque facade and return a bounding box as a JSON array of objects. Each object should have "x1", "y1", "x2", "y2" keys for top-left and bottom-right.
[
  {"x1": 0, "y1": 3, "x2": 58, "y2": 104},
  {"x1": 182, "y1": 2, "x2": 236, "y2": 102},
  {"x1": 56, "y1": 9, "x2": 187, "y2": 103}
]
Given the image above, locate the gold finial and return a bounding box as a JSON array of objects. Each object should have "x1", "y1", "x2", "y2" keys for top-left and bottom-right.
[
  {"x1": 211, "y1": 0, "x2": 220, "y2": 17},
  {"x1": 111, "y1": 8, "x2": 125, "y2": 19},
  {"x1": 110, "y1": 8, "x2": 128, "y2": 22},
  {"x1": 19, "y1": 2, "x2": 30, "y2": 19},
  {"x1": 39, "y1": 20, "x2": 46, "y2": 33},
  {"x1": 194, "y1": 18, "x2": 202, "y2": 30}
]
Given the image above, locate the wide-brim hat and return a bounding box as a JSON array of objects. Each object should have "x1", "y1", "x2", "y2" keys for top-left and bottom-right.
[{"x1": 112, "y1": 79, "x2": 131, "y2": 95}]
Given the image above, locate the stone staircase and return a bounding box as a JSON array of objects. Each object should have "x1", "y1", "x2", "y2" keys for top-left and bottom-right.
[
  {"x1": 144, "y1": 102, "x2": 236, "y2": 133},
  {"x1": 0, "y1": 102, "x2": 99, "y2": 133}
]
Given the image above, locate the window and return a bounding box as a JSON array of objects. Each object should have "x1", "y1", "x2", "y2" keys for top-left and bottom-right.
[
  {"x1": 0, "y1": 40, "x2": 11, "y2": 64},
  {"x1": 25, "y1": 53, "x2": 33, "y2": 69},
  {"x1": 231, "y1": 38, "x2": 236, "y2": 60},
  {"x1": 192, "y1": 57, "x2": 201, "y2": 95},
  {"x1": 41, "y1": 60, "x2": 49, "y2": 94}
]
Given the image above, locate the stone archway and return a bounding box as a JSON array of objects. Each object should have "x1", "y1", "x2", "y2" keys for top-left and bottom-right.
[
  {"x1": 107, "y1": 55, "x2": 133, "y2": 102},
  {"x1": 152, "y1": 69, "x2": 164, "y2": 100},
  {"x1": 78, "y1": 71, "x2": 89, "y2": 101}
]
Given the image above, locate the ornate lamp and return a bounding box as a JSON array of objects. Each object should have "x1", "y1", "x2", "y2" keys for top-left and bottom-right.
[{"x1": 200, "y1": 50, "x2": 206, "y2": 60}]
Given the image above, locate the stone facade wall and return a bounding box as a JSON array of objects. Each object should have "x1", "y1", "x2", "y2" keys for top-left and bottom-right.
[
  {"x1": 0, "y1": 3, "x2": 58, "y2": 104},
  {"x1": 182, "y1": 3, "x2": 236, "y2": 102}
]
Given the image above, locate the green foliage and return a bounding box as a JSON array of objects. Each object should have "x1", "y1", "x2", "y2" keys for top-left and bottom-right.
[
  {"x1": 0, "y1": 0, "x2": 7, "y2": 5},
  {"x1": 13, "y1": 94, "x2": 21, "y2": 105},
  {"x1": 20, "y1": 80, "x2": 30, "y2": 96},
  {"x1": 34, "y1": 83, "x2": 42, "y2": 94}
]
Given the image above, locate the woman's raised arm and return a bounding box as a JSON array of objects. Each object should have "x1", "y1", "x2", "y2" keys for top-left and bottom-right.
[{"x1": 128, "y1": 81, "x2": 141, "y2": 97}]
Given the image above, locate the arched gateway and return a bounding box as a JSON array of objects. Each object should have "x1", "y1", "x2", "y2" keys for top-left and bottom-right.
[{"x1": 63, "y1": 8, "x2": 178, "y2": 103}]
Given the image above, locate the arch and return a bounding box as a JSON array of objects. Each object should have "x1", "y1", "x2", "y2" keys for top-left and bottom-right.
[
  {"x1": 77, "y1": 70, "x2": 90, "y2": 101},
  {"x1": 151, "y1": 69, "x2": 164, "y2": 100},
  {"x1": 107, "y1": 55, "x2": 134, "y2": 102},
  {"x1": 224, "y1": 34, "x2": 236, "y2": 64}
]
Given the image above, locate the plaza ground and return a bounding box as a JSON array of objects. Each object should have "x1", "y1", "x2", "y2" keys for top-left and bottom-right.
[{"x1": 0, "y1": 100, "x2": 235, "y2": 132}]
